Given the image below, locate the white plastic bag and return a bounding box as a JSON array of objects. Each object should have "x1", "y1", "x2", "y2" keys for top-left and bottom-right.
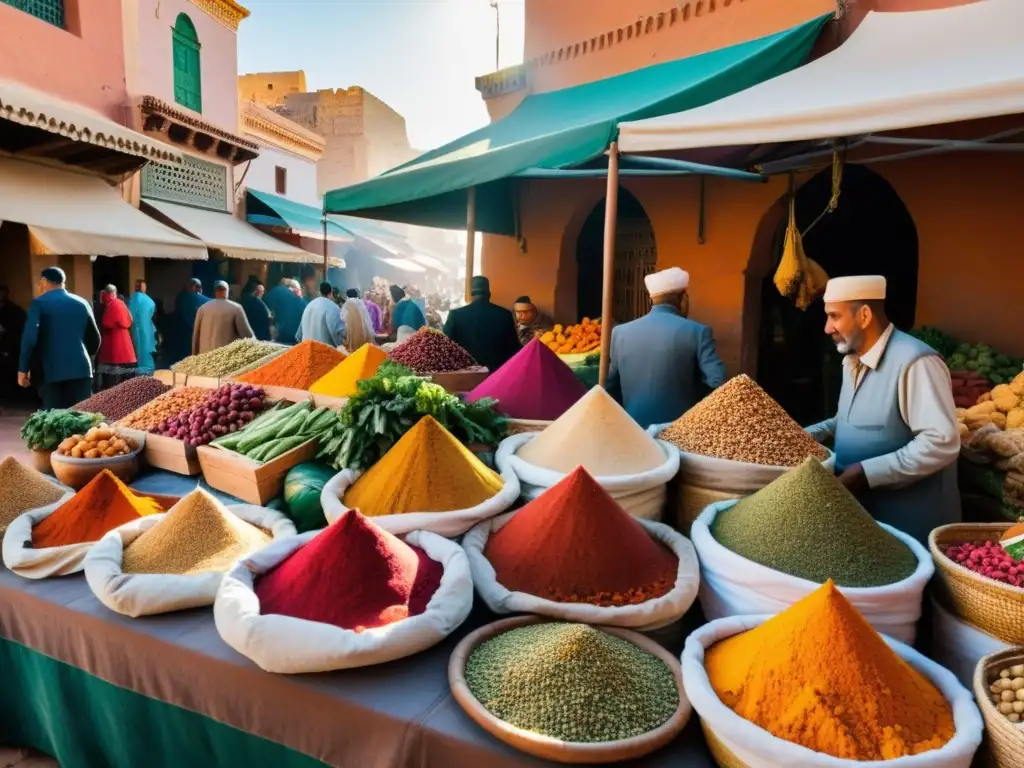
[
  {"x1": 2, "y1": 480, "x2": 77, "y2": 579},
  {"x1": 691, "y1": 500, "x2": 932, "y2": 644},
  {"x1": 929, "y1": 594, "x2": 1010, "y2": 689},
  {"x1": 683, "y1": 614, "x2": 983, "y2": 768},
  {"x1": 320, "y1": 461, "x2": 520, "y2": 538},
  {"x1": 84, "y1": 504, "x2": 296, "y2": 617},
  {"x1": 214, "y1": 529, "x2": 473, "y2": 673},
  {"x1": 496, "y1": 432, "x2": 680, "y2": 521},
  {"x1": 463, "y1": 510, "x2": 699, "y2": 630}
]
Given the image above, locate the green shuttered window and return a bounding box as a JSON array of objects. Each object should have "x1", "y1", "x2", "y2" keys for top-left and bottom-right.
[
  {"x1": 2, "y1": 0, "x2": 65, "y2": 28},
  {"x1": 172, "y1": 13, "x2": 202, "y2": 113}
]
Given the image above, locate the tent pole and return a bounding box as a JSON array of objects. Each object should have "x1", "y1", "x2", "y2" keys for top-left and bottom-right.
[
  {"x1": 464, "y1": 186, "x2": 477, "y2": 303},
  {"x1": 598, "y1": 142, "x2": 619, "y2": 388},
  {"x1": 322, "y1": 216, "x2": 329, "y2": 278}
]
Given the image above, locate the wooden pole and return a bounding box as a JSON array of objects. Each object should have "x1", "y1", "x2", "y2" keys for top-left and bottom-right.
[
  {"x1": 598, "y1": 143, "x2": 620, "y2": 387},
  {"x1": 464, "y1": 186, "x2": 477, "y2": 303},
  {"x1": 322, "y1": 216, "x2": 329, "y2": 278}
]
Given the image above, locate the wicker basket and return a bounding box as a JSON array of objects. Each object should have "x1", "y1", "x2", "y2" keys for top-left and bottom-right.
[
  {"x1": 672, "y1": 481, "x2": 740, "y2": 535},
  {"x1": 700, "y1": 721, "x2": 749, "y2": 768},
  {"x1": 973, "y1": 648, "x2": 1024, "y2": 767},
  {"x1": 930, "y1": 523, "x2": 1024, "y2": 645}
]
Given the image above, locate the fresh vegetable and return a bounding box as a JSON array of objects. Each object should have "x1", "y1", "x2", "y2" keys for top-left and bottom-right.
[
  {"x1": 958, "y1": 372, "x2": 1024, "y2": 434},
  {"x1": 55, "y1": 424, "x2": 137, "y2": 459},
  {"x1": 21, "y1": 409, "x2": 104, "y2": 452},
  {"x1": 541, "y1": 318, "x2": 602, "y2": 355},
  {"x1": 150, "y1": 384, "x2": 266, "y2": 448},
  {"x1": 283, "y1": 462, "x2": 335, "y2": 532},
  {"x1": 908, "y1": 326, "x2": 958, "y2": 359},
  {"x1": 941, "y1": 539, "x2": 1024, "y2": 587},
  {"x1": 212, "y1": 400, "x2": 337, "y2": 464}
]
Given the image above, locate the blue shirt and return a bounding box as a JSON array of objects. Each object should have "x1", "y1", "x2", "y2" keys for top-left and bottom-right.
[
  {"x1": 392, "y1": 299, "x2": 425, "y2": 332},
  {"x1": 265, "y1": 285, "x2": 306, "y2": 345},
  {"x1": 241, "y1": 293, "x2": 272, "y2": 342},
  {"x1": 127, "y1": 291, "x2": 157, "y2": 372},
  {"x1": 19, "y1": 289, "x2": 101, "y2": 383},
  {"x1": 297, "y1": 297, "x2": 344, "y2": 347}
]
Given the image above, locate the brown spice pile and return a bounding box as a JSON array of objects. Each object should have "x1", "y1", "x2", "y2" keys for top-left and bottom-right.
[
  {"x1": 0, "y1": 457, "x2": 65, "y2": 533},
  {"x1": 116, "y1": 387, "x2": 211, "y2": 430}
]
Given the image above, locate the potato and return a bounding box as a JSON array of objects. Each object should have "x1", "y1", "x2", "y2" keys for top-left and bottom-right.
[
  {"x1": 71, "y1": 445, "x2": 84, "y2": 458},
  {"x1": 97, "y1": 440, "x2": 110, "y2": 452},
  {"x1": 57, "y1": 437, "x2": 77, "y2": 454},
  {"x1": 84, "y1": 428, "x2": 99, "y2": 441},
  {"x1": 111, "y1": 438, "x2": 126, "y2": 452},
  {"x1": 103, "y1": 447, "x2": 118, "y2": 457},
  {"x1": 95, "y1": 428, "x2": 114, "y2": 441}
]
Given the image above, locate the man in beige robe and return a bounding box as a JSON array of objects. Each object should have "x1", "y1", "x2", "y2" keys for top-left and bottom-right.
[{"x1": 192, "y1": 281, "x2": 254, "y2": 355}]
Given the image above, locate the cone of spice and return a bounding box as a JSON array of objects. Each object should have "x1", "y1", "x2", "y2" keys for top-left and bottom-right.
[
  {"x1": 309, "y1": 344, "x2": 388, "y2": 398},
  {"x1": 485, "y1": 467, "x2": 677, "y2": 606},
  {"x1": 516, "y1": 386, "x2": 665, "y2": 475},
  {"x1": 236, "y1": 340, "x2": 346, "y2": 390},
  {"x1": 706, "y1": 581, "x2": 955, "y2": 760},
  {"x1": 0, "y1": 456, "x2": 66, "y2": 534},
  {"x1": 465, "y1": 339, "x2": 587, "y2": 421},
  {"x1": 255, "y1": 509, "x2": 443, "y2": 631},
  {"x1": 32, "y1": 470, "x2": 163, "y2": 548},
  {"x1": 121, "y1": 489, "x2": 270, "y2": 575},
  {"x1": 388, "y1": 328, "x2": 476, "y2": 373},
  {"x1": 343, "y1": 416, "x2": 504, "y2": 517}
]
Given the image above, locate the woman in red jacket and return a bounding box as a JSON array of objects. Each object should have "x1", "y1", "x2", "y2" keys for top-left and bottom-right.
[{"x1": 98, "y1": 285, "x2": 136, "y2": 387}]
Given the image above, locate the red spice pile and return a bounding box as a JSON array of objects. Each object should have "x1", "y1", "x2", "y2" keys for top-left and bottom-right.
[
  {"x1": 484, "y1": 466, "x2": 678, "y2": 606},
  {"x1": 255, "y1": 510, "x2": 443, "y2": 631}
]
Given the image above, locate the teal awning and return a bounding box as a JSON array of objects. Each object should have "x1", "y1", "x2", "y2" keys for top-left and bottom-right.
[
  {"x1": 323, "y1": 14, "x2": 830, "y2": 235},
  {"x1": 246, "y1": 189, "x2": 352, "y2": 241}
]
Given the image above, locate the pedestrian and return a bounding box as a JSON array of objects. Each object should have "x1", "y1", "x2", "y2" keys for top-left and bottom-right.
[
  {"x1": 241, "y1": 277, "x2": 272, "y2": 342},
  {"x1": 363, "y1": 290, "x2": 383, "y2": 334},
  {"x1": 18, "y1": 267, "x2": 100, "y2": 409},
  {"x1": 297, "y1": 281, "x2": 345, "y2": 347},
  {"x1": 341, "y1": 288, "x2": 374, "y2": 352},
  {"x1": 192, "y1": 280, "x2": 254, "y2": 355},
  {"x1": 443, "y1": 276, "x2": 521, "y2": 372},
  {"x1": 127, "y1": 279, "x2": 157, "y2": 375},
  {"x1": 171, "y1": 278, "x2": 209, "y2": 364},
  {"x1": 390, "y1": 284, "x2": 425, "y2": 333},
  {"x1": 265, "y1": 277, "x2": 305, "y2": 345},
  {"x1": 98, "y1": 285, "x2": 136, "y2": 387},
  {"x1": 0, "y1": 285, "x2": 26, "y2": 399}
]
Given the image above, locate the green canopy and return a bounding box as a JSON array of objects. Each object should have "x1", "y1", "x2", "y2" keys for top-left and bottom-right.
[
  {"x1": 323, "y1": 14, "x2": 830, "y2": 235},
  {"x1": 246, "y1": 189, "x2": 352, "y2": 241}
]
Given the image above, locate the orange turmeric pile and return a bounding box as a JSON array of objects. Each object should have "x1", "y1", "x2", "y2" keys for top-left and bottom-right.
[
  {"x1": 236, "y1": 340, "x2": 346, "y2": 390},
  {"x1": 541, "y1": 318, "x2": 601, "y2": 355},
  {"x1": 706, "y1": 581, "x2": 954, "y2": 760}
]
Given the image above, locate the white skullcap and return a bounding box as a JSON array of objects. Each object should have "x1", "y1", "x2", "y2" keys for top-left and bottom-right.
[
  {"x1": 645, "y1": 267, "x2": 690, "y2": 298},
  {"x1": 823, "y1": 275, "x2": 887, "y2": 303}
]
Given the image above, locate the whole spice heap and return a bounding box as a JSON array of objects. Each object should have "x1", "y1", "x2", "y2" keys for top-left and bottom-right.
[
  {"x1": 711, "y1": 457, "x2": 916, "y2": 587},
  {"x1": 343, "y1": 416, "x2": 503, "y2": 516},
  {"x1": 121, "y1": 489, "x2": 270, "y2": 575},
  {"x1": 236, "y1": 340, "x2": 345, "y2": 390},
  {"x1": 987, "y1": 662, "x2": 1024, "y2": 725},
  {"x1": 172, "y1": 338, "x2": 281, "y2": 378},
  {"x1": 256, "y1": 509, "x2": 443, "y2": 631},
  {"x1": 309, "y1": 344, "x2": 388, "y2": 398},
  {"x1": 55, "y1": 424, "x2": 137, "y2": 459},
  {"x1": 940, "y1": 539, "x2": 1024, "y2": 588},
  {"x1": 0, "y1": 457, "x2": 65, "y2": 533},
  {"x1": 388, "y1": 328, "x2": 476, "y2": 373},
  {"x1": 465, "y1": 338, "x2": 588, "y2": 421},
  {"x1": 32, "y1": 469, "x2": 163, "y2": 548},
  {"x1": 517, "y1": 386, "x2": 665, "y2": 475},
  {"x1": 21, "y1": 409, "x2": 104, "y2": 452},
  {"x1": 659, "y1": 374, "x2": 830, "y2": 466},
  {"x1": 706, "y1": 581, "x2": 954, "y2": 760},
  {"x1": 465, "y1": 622, "x2": 678, "y2": 743},
  {"x1": 72, "y1": 377, "x2": 171, "y2": 423},
  {"x1": 485, "y1": 467, "x2": 677, "y2": 606},
  {"x1": 151, "y1": 383, "x2": 266, "y2": 447},
  {"x1": 117, "y1": 387, "x2": 211, "y2": 430}
]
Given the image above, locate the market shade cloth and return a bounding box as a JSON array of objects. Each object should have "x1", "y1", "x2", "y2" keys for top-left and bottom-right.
[
  {"x1": 0, "y1": 77, "x2": 183, "y2": 166},
  {"x1": 617, "y1": 0, "x2": 1024, "y2": 153},
  {"x1": 321, "y1": 14, "x2": 830, "y2": 235},
  {"x1": 144, "y1": 199, "x2": 315, "y2": 264},
  {"x1": 246, "y1": 188, "x2": 353, "y2": 242},
  {"x1": 0, "y1": 156, "x2": 207, "y2": 260}
]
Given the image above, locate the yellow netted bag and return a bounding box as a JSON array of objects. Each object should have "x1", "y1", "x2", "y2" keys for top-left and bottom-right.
[{"x1": 773, "y1": 198, "x2": 804, "y2": 300}]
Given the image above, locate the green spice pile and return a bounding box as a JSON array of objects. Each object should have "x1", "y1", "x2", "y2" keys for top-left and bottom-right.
[
  {"x1": 465, "y1": 623, "x2": 678, "y2": 743},
  {"x1": 0, "y1": 457, "x2": 65, "y2": 533},
  {"x1": 172, "y1": 339, "x2": 281, "y2": 378},
  {"x1": 711, "y1": 457, "x2": 917, "y2": 587}
]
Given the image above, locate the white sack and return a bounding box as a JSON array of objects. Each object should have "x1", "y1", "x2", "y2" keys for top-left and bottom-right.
[
  {"x1": 84, "y1": 504, "x2": 296, "y2": 617},
  {"x1": 2, "y1": 480, "x2": 77, "y2": 579},
  {"x1": 496, "y1": 432, "x2": 679, "y2": 521},
  {"x1": 929, "y1": 593, "x2": 1010, "y2": 689},
  {"x1": 214, "y1": 529, "x2": 473, "y2": 673},
  {"x1": 463, "y1": 510, "x2": 699, "y2": 630},
  {"x1": 320, "y1": 461, "x2": 520, "y2": 538},
  {"x1": 691, "y1": 500, "x2": 932, "y2": 644},
  {"x1": 682, "y1": 614, "x2": 983, "y2": 768}
]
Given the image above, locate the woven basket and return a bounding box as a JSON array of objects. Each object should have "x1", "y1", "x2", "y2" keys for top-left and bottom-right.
[
  {"x1": 700, "y1": 721, "x2": 750, "y2": 768},
  {"x1": 930, "y1": 523, "x2": 1024, "y2": 645},
  {"x1": 973, "y1": 648, "x2": 1024, "y2": 767},
  {"x1": 673, "y1": 482, "x2": 740, "y2": 535}
]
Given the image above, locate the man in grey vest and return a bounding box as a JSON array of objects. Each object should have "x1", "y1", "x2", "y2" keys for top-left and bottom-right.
[{"x1": 807, "y1": 275, "x2": 961, "y2": 544}]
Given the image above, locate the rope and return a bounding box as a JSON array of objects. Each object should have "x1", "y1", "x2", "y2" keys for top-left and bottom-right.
[{"x1": 801, "y1": 150, "x2": 844, "y2": 237}]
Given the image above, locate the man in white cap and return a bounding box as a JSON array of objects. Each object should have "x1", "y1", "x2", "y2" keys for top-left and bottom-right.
[
  {"x1": 606, "y1": 267, "x2": 727, "y2": 428},
  {"x1": 807, "y1": 275, "x2": 960, "y2": 543}
]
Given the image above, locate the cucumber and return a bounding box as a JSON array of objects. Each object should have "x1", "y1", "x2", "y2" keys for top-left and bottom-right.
[{"x1": 259, "y1": 435, "x2": 308, "y2": 463}]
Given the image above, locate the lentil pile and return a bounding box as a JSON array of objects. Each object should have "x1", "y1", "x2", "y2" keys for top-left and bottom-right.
[
  {"x1": 711, "y1": 457, "x2": 916, "y2": 587},
  {"x1": 121, "y1": 490, "x2": 270, "y2": 575},
  {"x1": 388, "y1": 328, "x2": 476, "y2": 373},
  {"x1": 485, "y1": 467, "x2": 677, "y2": 606},
  {"x1": 32, "y1": 470, "x2": 162, "y2": 548},
  {"x1": 236, "y1": 340, "x2": 345, "y2": 390},
  {"x1": 116, "y1": 387, "x2": 211, "y2": 430},
  {"x1": 987, "y1": 662, "x2": 1024, "y2": 725},
  {"x1": 256, "y1": 509, "x2": 443, "y2": 631},
  {"x1": 172, "y1": 339, "x2": 280, "y2": 378},
  {"x1": 72, "y1": 377, "x2": 171, "y2": 423},
  {"x1": 465, "y1": 623, "x2": 678, "y2": 743},
  {"x1": 658, "y1": 374, "x2": 830, "y2": 466},
  {"x1": 706, "y1": 581, "x2": 954, "y2": 760},
  {"x1": 0, "y1": 457, "x2": 65, "y2": 533},
  {"x1": 309, "y1": 344, "x2": 388, "y2": 398},
  {"x1": 517, "y1": 386, "x2": 665, "y2": 475}
]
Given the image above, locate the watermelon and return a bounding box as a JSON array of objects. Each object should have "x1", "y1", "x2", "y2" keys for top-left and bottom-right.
[{"x1": 283, "y1": 462, "x2": 336, "y2": 532}]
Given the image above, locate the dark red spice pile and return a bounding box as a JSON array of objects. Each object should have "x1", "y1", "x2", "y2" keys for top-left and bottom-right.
[
  {"x1": 388, "y1": 328, "x2": 476, "y2": 373},
  {"x1": 255, "y1": 510, "x2": 443, "y2": 631}
]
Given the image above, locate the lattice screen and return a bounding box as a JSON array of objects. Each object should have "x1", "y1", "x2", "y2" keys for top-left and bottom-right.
[
  {"x1": 141, "y1": 155, "x2": 229, "y2": 212},
  {"x1": 2, "y1": 0, "x2": 64, "y2": 27}
]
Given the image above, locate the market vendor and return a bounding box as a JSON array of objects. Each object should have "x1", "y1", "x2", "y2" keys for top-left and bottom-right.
[
  {"x1": 606, "y1": 267, "x2": 727, "y2": 428},
  {"x1": 807, "y1": 275, "x2": 961, "y2": 543},
  {"x1": 513, "y1": 295, "x2": 553, "y2": 346}
]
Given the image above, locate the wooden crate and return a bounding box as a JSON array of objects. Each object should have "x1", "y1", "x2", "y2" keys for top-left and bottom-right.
[
  {"x1": 197, "y1": 439, "x2": 319, "y2": 505},
  {"x1": 185, "y1": 375, "x2": 221, "y2": 390},
  {"x1": 138, "y1": 430, "x2": 201, "y2": 476},
  {"x1": 153, "y1": 370, "x2": 175, "y2": 385},
  {"x1": 312, "y1": 393, "x2": 348, "y2": 411},
  {"x1": 430, "y1": 367, "x2": 489, "y2": 394}
]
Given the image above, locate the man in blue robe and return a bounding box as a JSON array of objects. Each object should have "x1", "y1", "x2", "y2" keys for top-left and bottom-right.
[{"x1": 127, "y1": 279, "x2": 157, "y2": 374}]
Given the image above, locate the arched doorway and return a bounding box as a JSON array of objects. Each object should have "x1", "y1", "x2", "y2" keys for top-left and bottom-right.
[
  {"x1": 575, "y1": 189, "x2": 657, "y2": 323},
  {"x1": 754, "y1": 165, "x2": 919, "y2": 425}
]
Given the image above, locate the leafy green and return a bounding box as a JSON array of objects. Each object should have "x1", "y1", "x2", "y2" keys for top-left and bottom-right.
[{"x1": 21, "y1": 409, "x2": 104, "y2": 451}]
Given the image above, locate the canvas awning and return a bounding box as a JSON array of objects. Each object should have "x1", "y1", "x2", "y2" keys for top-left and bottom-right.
[
  {"x1": 618, "y1": 0, "x2": 1024, "y2": 153},
  {"x1": 0, "y1": 156, "x2": 207, "y2": 260},
  {"x1": 245, "y1": 189, "x2": 352, "y2": 242},
  {"x1": 322, "y1": 14, "x2": 830, "y2": 234},
  {"x1": 143, "y1": 199, "x2": 314, "y2": 264}
]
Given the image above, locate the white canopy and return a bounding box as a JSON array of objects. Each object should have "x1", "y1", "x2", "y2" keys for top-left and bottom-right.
[{"x1": 618, "y1": 0, "x2": 1024, "y2": 153}]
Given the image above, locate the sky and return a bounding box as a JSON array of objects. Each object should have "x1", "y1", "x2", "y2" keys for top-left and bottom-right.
[{"x1": 238, "y1": 0, "x2": 525, "y2": 151}]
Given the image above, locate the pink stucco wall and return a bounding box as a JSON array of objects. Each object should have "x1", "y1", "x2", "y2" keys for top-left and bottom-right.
[{"x1": 0, "y1": 0, "x2": 127, "y2": 119}]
